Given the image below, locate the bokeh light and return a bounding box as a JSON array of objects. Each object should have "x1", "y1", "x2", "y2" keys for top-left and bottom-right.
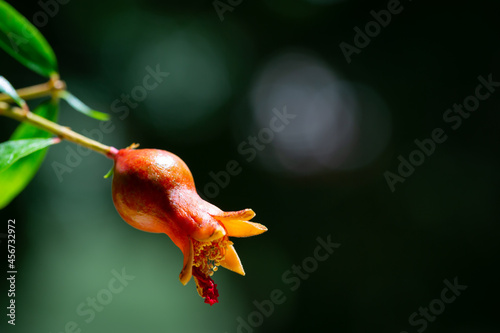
[{"x1": 247, "y1": 52, "x2": 391, "y2": 175}]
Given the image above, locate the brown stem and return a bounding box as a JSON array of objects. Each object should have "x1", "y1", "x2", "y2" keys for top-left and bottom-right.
[{"x1": 0, "y1": 77, "x2": 66, "y2": 103}]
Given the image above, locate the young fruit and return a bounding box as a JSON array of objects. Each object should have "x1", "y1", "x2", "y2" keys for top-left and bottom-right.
[{"x1": 111, "y1": 148, "x2": 267, "y2": 305}]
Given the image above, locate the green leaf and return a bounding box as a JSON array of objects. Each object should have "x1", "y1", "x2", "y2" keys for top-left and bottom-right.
[
  {"x1": 60, "y1": 91, "x2": 110, "y2": 121},
  {"x1": 0, "y1": 100, "x2": 59, "y2": 209},
  {"x1": 0, "y1": 75, "x2": 26, "y2": 108},
  {"x1": 0, "y1": 138, "x2": 59, "y2": 173},
  {"x1": 0, "y1": 1, "x2": 58, "y2": 77}
]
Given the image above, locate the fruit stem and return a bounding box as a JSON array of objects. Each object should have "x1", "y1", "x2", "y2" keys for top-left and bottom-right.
[{"x1": 0, "y1": 101, "x2": 118, "y2": 158}]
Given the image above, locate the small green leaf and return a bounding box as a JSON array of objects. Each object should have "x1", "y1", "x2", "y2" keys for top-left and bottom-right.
[
  {"x1": 0, "y1": 75, "x2": 26, "y2": 108},
  {"x1": 103, "y1": 166, "x2": 114, "y2": 179},
  {"x1": 60, "y1": 91, "x2": 110, "y2": 121},
  {"x1": 0, "y1": 100, "x2": 59, "y2": 209},
  {"x1": 0, "y1": 138, "x2": 59, "y2": 173},
  {"x1": 0, "y1": 1, "x2": 58, "y2": 77}
]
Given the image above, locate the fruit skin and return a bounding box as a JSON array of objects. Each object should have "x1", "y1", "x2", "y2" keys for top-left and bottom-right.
[{"x1": 111, "y1": 149, "x2": 225, "y2": 248}]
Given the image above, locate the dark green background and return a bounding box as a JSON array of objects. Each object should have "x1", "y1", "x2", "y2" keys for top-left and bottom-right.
[{"x1": 1, "y1": 0, "x2": 499, "y2": 332}]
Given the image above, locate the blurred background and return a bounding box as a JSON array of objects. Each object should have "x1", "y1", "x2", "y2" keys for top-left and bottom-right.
[{"x1": 1, "y1": 0, "x2": 499, "y2": 332}]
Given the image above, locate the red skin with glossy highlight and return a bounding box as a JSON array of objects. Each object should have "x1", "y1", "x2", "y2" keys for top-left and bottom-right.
[{"x1": 111, "y1": 149, "x2": 223, "y2": 247}]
